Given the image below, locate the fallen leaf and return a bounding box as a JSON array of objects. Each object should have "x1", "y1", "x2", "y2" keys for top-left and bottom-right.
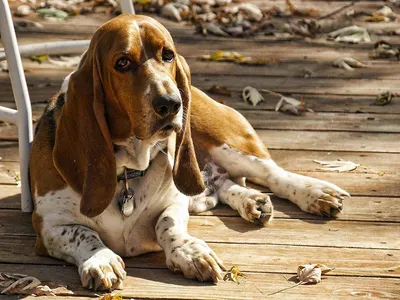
[
  {"x1": 36, "y1": 8, "x2": 69, "y2": 20},
  {"x1": 242, "y1": 86, "x2": 264, "y2": 106},
  {"x1": 371, "y1": 41, "x2": 400, "y2": 60},
  {"x1": 297, "y1": 264, "x2": 333, "y2": 284},
  {"x1": 332, "y1": 57, "x2": 367, "y2": 71},
  {"x1": 98, "y1": 293, "x2": 123, "y2": 300},
  {"x1": 223, "y1": 266, "x2": 245, "y2": 284},
  {"x1": 375, "y1": 91, "x2": 399, "y2": 106},
  {"x1": 30, "y1": 55, "x2": 49, "y2": 63},
  {"x1": 286, "y1": 0, "x2": 320, "y2": 17},
  {"x1": 161, "y1": 3, "x2": 182, "y2": 22},
  {"x1": 200, "y1": 51, "x2": 266, "y2": 66},
  {"x1": 48, "y1": 56, "x2": 81, "y2": 68},
  {"x1": 284, "y1": 19, "x2": 320, "y2": 38},
  {"x1": 207, "y1": 85, "x2": 232, "y2": 96},
  {"x1": 203, "y1": 22, "x2": 229, "y2": 37},
  {"x1": 0, "y1": 273, "x2": 68, "y2": 296},
  {"x1": 313, "y1": 159, "x2": 359, "y2": 172},
  {"x1": 275, "y1": 96, "x2": 313, "y2": 115},
  {"x1": 269, "y1": 264, "x2": 333, "y2": 295},
  {"x1": 15, "y1": 5, "x2": 31, "y2": 17},
  {"x1": 328, "y1": 25, "x2": 371, "y2": 43},
  {"x1": 237, "y1": 3, "x2": 263, "y2": 21}
]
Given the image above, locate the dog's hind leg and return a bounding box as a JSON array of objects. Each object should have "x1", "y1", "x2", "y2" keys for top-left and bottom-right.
[{"x1": 210, "y1": 144, "x2": 350, "y2": 217}]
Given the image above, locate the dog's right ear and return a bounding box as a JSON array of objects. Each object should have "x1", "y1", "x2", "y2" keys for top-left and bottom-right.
[{"x1": 53, "y1": 46, "x2": 117, "y2": 218}]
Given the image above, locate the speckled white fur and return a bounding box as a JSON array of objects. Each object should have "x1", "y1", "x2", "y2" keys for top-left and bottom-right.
[{"x1": 208, "y1": 144, "x2": 350, "y2": 216}]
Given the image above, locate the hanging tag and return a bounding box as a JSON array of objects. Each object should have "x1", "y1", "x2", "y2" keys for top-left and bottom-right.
[
  {"x1": 119, "y1": 187, "x2": 135, "y2": 217},
  {"x1": 119, "y1": 168, "x2": 135, "y2": 217}
]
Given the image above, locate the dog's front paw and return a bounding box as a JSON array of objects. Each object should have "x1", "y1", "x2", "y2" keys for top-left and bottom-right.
[
  {"x1": 79, "y1": 248, "x2": 126, "y2": 291},
  {"x1": 238, "y1": 190, "x2": 274, "y2": 226},
  {"x1": 166, "y1": 237, "x2": 225, "y2": 283}
]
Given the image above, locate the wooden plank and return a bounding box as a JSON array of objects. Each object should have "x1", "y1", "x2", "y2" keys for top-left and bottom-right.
[
  {"x1": 0, "y1": 185, "x2": 21, "y2": 210},
  {"x1": 219, "y1": 93, "x2": 400, "y2": 114},
  {"x1": 186, "y1": 59, "x2": 400, "y2": 80},
  {"x1": 0, "y1": 264, "x2": 398, "y2": 300},
  {"x1": 3, "y1": 107, "x2": 400, "y2": 135},
  {"x1": 270, "y1": 150, "x2": 400, "y2": 174},
  {"x1": 1, "y1": 182, "x2": 398, "y2": 221},
  {"x1": 0, "y1": 236, "x2": 398, "y2": 278},
  {"x1": 191, "y1": 75, "x2": 399, "y2": 96},
  {"x1": 2, "y1": 71, "x2": 398, "y2": 96},
  {"x1": 240, "y1": 111, "x2": 400, "y2": 133},
  {"x1": 0, "y1": 210, "x2": 398, "y2": 249},
  {"x1": 257, "y1": 130, "x2": 400, "y2": 153}
]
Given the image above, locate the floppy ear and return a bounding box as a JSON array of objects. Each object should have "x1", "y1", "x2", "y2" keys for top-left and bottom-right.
[
  {"x1": 53, "y1": 49, "x2": 117, "y2": 218},
  {"x1": 172, "y1": 55, "x2": 205, "y2": 195}
]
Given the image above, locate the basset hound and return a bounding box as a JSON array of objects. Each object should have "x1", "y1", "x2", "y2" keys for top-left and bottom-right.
[{"x1": 29, "y1": 14, "x2": 349, "y2": 291}]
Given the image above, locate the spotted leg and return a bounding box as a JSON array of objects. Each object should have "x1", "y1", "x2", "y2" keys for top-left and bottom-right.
[
  {"x1": 210, "y1": 145, "x2": 350, "y2": 217},
  {"x1": 41, "y1": 224, "x2": 126, "y2": 290},
  {"x1": 156, "y1": 195, "x2": 225, "y2": 282}
]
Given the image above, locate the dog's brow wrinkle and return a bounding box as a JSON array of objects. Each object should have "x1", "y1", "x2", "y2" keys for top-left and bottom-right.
[{"x1": 132, "y1": 21, "x2": 147, "y2": 60}]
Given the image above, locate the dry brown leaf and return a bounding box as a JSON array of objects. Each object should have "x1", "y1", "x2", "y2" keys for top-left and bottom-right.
[
  {"x1": 375, "y1": 91, "x2": 399, "y2": 106},
  {"x1": 207, "y1": 85, "x2": 232, "y2": 96},
  {"x1": 286, "y1": 0, "x2": 319, "y2": 17},
  {"x1": 223, "y1": 266, "x2": 245, "y2": 284},
  {"x1": 297, "y1": 264, "x2": 334, "y2": 284},
  {"x1": 0, "y1": 273, "x2": 67, "y2": 296}
]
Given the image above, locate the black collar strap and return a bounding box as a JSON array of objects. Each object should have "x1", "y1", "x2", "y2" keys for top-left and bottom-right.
[{"x1": 117, "y1": 168, "x2": 146, "y2": 182}]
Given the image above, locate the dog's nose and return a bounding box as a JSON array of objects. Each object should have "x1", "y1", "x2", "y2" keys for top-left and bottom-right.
[{"x1": 152, "y1": 95, "x2": 181, "y2": 117}]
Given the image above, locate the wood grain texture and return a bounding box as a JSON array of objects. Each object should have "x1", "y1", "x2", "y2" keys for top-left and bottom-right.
[{"x1": 0, "y1": 264, "x2": 399, "y2": 300}]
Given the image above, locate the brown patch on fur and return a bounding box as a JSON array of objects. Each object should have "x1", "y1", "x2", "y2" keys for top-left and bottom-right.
[
  {"x1": 31, "y1": 212, "x2": 48, "y2": 256},
  {"x1": 190, "y1": 87, "x2": 271, "y2": 168}
]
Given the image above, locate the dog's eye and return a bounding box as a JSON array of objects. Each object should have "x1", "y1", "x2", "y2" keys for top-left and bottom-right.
[
  {"x1": 115, "y1": 57, "x2": 132, "y2": 72},
  {"x1": 162, "y1": 48, "x2": 175, "y2": 63}
]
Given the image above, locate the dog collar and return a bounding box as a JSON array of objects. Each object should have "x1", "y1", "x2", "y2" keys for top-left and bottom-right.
[{"x1": 117, "y1": 168, "x2": 146, "y2": 182}]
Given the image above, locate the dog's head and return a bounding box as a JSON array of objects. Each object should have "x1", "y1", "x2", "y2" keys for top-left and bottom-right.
[{"x1": 53, "y1": 14, "x2": 205, "y2": 217}]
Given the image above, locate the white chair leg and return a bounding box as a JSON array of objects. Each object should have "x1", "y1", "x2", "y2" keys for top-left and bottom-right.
[
  {"x1": 0, "y1": 0, "x2": 34, "y2": 212},
  {"x1": 121, "y1": 0, "x2": 135, "y2": 14}
]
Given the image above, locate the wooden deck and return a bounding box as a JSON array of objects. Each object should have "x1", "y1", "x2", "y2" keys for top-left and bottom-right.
[{"x1": 0, "y1": 1, "x2": 399, "y2": 299}]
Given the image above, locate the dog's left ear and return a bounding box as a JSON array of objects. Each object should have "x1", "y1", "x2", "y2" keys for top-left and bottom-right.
[{"x1": 172, "y1": 55, "x2": 205, "y2": 195}]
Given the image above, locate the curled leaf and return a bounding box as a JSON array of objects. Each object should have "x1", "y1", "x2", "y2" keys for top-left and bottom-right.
[
  {"x1": 237, "y1": 3, "x2": 263, "y2": 21},
  {"x1": 375, "y1": 91, "x2": 399, "y2": 106},
  {"x1": 297, "y1": 264, "x2": 333, "y2": 284},
  {"x1": 332, "y1": 57, "x2": 367, "y2": 71},
  {"x1": 0, "y1": 273, "x2": 62, "y2": 296},
  {"x1": 372, "y1": 41, "x2": 400, "y2": 60},
  {"x1": 242, "y1": 86, "x2": 264, "y2": 106},
  {"x1": 203, "y1": 22, "x2": 229, "y2": 37},
  {"x1": 328, "y1": 25, "x2": 371, "y2": 43},
  {"x1": 161, "y1": 3, "x2": 182, "y2": 22},
  {"x1": 275, "y1": 96, "x2": 313, "y2": 115},
  {"x1": 313, "y1": 159, "x2": 359, "y2": 172},
  {"x1": 223, "y1": 266, "x2": 245, "y2": 284}
]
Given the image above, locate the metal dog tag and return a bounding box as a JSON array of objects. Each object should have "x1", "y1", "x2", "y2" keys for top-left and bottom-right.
[{"x1": 119, "y1": 187, "x2": 135, "y2": 217}]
